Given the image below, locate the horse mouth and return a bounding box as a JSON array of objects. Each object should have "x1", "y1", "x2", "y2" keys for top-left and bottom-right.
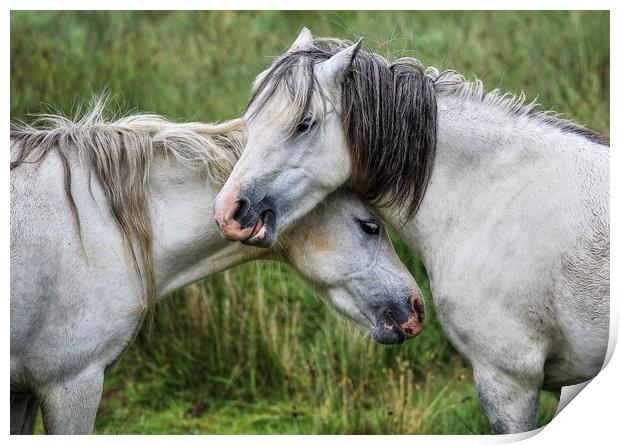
[{"x1": 243, "y1": 209, "x2": 275, "y2": 247}]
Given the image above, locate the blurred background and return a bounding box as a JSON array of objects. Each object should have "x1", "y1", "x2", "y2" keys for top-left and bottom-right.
[{"x1": 10, "y1": 11, "x2": 609, "y2": 434}]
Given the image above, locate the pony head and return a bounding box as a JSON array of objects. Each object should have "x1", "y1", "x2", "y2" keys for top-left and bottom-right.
[{"x1": 214, "y1": 28, "x2": 437, "y2": 247}]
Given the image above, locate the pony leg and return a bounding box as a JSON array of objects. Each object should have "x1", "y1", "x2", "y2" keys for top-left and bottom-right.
[
  {"x1": 473, "y1": 364, "x2": 543, "y2": 434},
  {"x1": 40, "y1": 368, "x2": 104, "y2": 434},
  {"x1": 10, "y1": 393, "x2": 40, "y2": 434}
]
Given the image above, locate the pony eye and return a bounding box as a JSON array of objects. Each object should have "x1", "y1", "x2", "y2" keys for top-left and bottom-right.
[
  {"x1": 296, "y1": 116, "x2": 316, "y2": 133},
  {"x1": 360, "y1": 220, "x2": 380, "y2": 235}
]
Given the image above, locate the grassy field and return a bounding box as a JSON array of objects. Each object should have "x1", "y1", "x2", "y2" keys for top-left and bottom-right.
[{"x1": 10, "y1": 11, "x2": 609, "y2": 434}]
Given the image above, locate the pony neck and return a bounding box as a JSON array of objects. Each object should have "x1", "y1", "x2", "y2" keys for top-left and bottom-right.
[
  {"x1": 379, "y1": 94, "x2": 575, "y2": 274},
  {"x1": 149, "y1": 157, "x2": 267, "y2": 297}
]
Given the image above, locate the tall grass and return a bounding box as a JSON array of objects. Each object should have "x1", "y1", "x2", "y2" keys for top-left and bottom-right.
[
  {"x1": 11, "y1": 10, "x2": 608, "y2": 434},
  {"x1": 91, "y1": 260, "x2": 556, "y2": 434}
]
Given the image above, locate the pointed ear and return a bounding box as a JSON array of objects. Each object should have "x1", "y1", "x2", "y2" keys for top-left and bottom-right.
[
  {"x1": 315, "y1": 39, "x2": 363, "y2": 85},
  {"x1": 287, "y1": 27, "x2": 314, "y2": 53}
]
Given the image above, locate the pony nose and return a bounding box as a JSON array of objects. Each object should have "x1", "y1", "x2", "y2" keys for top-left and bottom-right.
[
  {"x1": 214, "y1": 191, "x2": 256, "y2": 241},
  {"x1": 382, "y1": 301, "x2": 412, "y2": 326},
  {"x1": 374, "y1": 293, "x2": 425, "y2": 343},
  {"x1": 233, "y1": 194, "x2": 250, "y2": 222}
]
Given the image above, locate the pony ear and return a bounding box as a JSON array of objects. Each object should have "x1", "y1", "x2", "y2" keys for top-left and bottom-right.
[
  {"x1": 288, "y1": 27, "x2": 314, "y2": 53},
  {"x1": 316, "y1": 38, "x2": 363, "y2": 85}
]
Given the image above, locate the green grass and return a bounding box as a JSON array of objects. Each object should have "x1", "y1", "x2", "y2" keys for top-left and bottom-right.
[
  {"x1": 33, "y1": 267, "x2": 559, "y2": 434},
  {"x1": 12, "y1": 10, "x2": 608, "y2": 435}
]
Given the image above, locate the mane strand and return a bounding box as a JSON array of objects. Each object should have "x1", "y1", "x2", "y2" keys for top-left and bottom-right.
[
  {"x1": 11, "y1": 97, "x2": 247, "y2": 326},
  {"x1": 341, "y1": 48, "x2": 438, "y2": 219}
]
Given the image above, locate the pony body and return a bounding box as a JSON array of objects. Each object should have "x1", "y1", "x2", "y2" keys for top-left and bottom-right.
[{"x1": 213, "y1": 30, "x2": 610, "y2": 433}]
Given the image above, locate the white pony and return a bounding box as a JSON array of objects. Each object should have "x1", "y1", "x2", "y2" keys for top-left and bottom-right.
[
  {"x1": 10, "y1": 100, "x2": 424, "y2": 434},
  {"x1": 213, "y1": 29, "x2": 610, "y2": 433}
]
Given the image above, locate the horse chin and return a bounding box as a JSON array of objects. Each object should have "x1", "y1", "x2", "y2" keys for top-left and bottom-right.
[{"x1": 242, "y1": 231, "x2": 276, "y2": 248}]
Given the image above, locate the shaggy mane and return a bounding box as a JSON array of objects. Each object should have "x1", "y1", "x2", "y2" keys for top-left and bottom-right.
[
  {"x1": 425, "y1": 67, "x2": 609, "y2": 146},
  {"x1": 10, "y1": 97, "x2": 246, "y2": 323}
]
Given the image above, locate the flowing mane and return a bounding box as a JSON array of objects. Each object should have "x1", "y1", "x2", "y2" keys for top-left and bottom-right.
[
  {"x1": 10, "y1": 97, "x2": 246, "y2": 323},
  {"x1": 424, "y1": 67, "x2": 610, "y2": 147},
  {"x1": 247, "y1": 37, "x2": 608, "y2": 219}
]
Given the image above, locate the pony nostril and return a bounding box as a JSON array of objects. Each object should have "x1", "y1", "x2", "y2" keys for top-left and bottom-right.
[
  {"x1": 233, "y1": 195, "x2": 250, "y2": 222},
  {"x1": 409, "y1": 292, "x2": 425, "y2": 322},
  {"x1": 380, "y1": 304, "x2": 408, "y2": 326}
]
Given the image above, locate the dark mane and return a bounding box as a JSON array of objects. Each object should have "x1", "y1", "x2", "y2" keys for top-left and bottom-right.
[
  {"x1": 341, "y1": 51, "x2": 437, "y2": 219},
  {"x1": 247, "y1": 38, "x2": 437, "y2": 219}
]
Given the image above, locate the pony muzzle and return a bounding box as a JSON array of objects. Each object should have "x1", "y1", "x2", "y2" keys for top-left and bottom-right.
[
  {"x1": 214, "y1": 185, "x2": 256, "y2": 241},
  {"x1": 371, "y1": 292, "x2": 425, "y2": 345},
  {"x1": 214, "y1": 206, "x2": 256, "y2": 241},
  {"x1": 214, "y1": 187, "x2": 277, "y2": 246}
]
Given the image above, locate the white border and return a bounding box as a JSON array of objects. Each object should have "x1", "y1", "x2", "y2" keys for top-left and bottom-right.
[
  {"x1": 3, "y1": 2, "x2": 616, "y2": 442},
  {"x1": 3, "y1": 0, "x2": 618, "y2": 11}
]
